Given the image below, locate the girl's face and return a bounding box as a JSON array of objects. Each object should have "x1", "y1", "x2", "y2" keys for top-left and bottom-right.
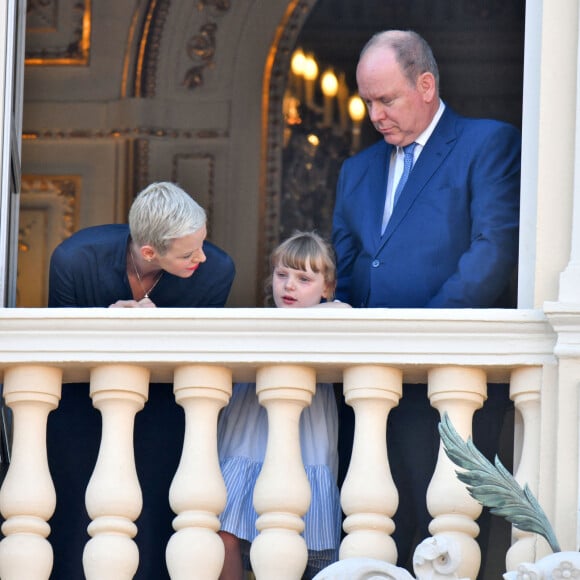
[{"x1": 272, "y1": 259, "x2": 331, "y2": 308}]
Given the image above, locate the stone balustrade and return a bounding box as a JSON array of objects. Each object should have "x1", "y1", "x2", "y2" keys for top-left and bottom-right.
[{"x1": 0, "y1": 306, "x2": 571, "y2": 579}]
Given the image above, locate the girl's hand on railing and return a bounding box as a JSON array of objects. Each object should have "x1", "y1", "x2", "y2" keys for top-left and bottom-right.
[{"x1": 313, "y1": 300, "x2": 352, "y2": 309}]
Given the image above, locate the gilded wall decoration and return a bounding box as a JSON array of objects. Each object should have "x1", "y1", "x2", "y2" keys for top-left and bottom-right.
[
  {"x1": 18, "y1": 176, "x2": 79, "y2": 306},
  {"x1": 25, "y1": 0, "x2": 91, "y2": 65}
]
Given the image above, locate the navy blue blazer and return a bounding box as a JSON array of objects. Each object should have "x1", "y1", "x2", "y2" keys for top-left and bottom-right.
[
  {"x1": 332, "y1": 107, "x2": 521, "y2": 308},
  {"x1": 48, "y1": 224, "x2": 235, "y2": 307}
]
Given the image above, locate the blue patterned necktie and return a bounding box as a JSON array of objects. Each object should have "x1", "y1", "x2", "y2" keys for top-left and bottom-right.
[{"x1": 393, "y1": 142, "x2": 417, "y2": 206}]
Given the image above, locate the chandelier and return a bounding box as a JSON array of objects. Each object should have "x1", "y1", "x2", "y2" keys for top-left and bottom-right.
[
  {"x1": 283, "y1": 48, "x2": 366, "y2": 153},
  {"x1": 278, "y1": 48, "x2": 368, "y2": 243}
]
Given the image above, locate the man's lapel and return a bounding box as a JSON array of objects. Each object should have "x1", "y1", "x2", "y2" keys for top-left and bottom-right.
[
  {"x1": 357, "y1": 142, "x2": 392, "y2": 248},
  {"x1": 378, "y1": 109, "x2": 459, "y2": 249}
]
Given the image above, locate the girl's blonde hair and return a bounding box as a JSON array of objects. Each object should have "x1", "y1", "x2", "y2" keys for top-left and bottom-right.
[{"x1": 266, "y1": 231, "x2": 337, "y2": 303}]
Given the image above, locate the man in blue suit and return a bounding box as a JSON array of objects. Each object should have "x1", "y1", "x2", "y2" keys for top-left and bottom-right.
[{"x1": 332, "y1": 30, "x2": 520, "y2": 571}]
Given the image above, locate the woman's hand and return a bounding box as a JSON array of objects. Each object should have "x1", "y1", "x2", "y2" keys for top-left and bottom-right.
[{"x1": 108, "y1": 297, "x2": 157, "y2": 308}]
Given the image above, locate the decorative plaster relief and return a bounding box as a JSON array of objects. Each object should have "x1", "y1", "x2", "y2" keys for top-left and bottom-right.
[
  {"x1": 136, "y1": 0, "x2": 233, "y2": 95},
  {"x1": 312, "y1": 534, "x2": 469, "y2": 579},
  {"x1": 182, "y1": 0, "x2": 232, "y2": 89},
  {"x1": 18, "y1": 176, "x2": 79, "y2": 306},
  {"x1": 26, "y1": 0, "x2": 91, "y2": 65},
  {"x1": 503, "y1": 553, "x2": 580, "y2": 579}
]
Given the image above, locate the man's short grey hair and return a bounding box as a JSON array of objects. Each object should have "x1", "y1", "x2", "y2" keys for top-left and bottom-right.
[
  {"x1": 360, "y1": 29, "x2": 440, "y2": 92},
  {"x1": 129, "y1": 182, "x2": 206, "y2": 254}
]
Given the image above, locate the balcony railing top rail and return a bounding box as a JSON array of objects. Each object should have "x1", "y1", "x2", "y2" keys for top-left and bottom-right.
[{"x1": 0, "y1": 307, "x2": 555, "y2": 383}]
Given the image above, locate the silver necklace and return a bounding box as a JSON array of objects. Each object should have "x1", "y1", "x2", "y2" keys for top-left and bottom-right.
[{"x1": 129, "y1": 247, "x2": 163, "y2": 299}]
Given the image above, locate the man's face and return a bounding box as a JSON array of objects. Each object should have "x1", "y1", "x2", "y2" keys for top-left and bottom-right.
[{"x1": 356, "y1": 47, "x2": 437, "y2": 147}]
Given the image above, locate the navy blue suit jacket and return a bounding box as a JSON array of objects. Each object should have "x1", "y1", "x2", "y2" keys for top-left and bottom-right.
[{"x1": 332, "y1": 107, "x2": 521, "y2": 308}]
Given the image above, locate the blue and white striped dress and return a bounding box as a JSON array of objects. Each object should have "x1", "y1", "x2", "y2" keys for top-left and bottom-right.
[{"x1": 217, "y1": 382, "x2": 341, "y2": 576}]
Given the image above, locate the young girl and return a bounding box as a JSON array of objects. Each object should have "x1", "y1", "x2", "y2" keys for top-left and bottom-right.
[{"x1": 217, "y1": 231, "x2": 350, "y2": 580}]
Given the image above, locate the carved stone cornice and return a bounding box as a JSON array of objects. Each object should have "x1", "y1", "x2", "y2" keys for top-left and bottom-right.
[{"x1": 543, "y1": 302, "x2": 580, "y2": 358}]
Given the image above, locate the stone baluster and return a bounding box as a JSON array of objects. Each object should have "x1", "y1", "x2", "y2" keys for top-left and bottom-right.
[
  {"x1": 506, "y1": 366, "x2": 542, "y2": 570},
  {"x1": 166, "y1": 365, "x2": 232, "y2": 580},
  {"x1": 427, "y1": 365, "x2": 487, "y2": 580},
  {"x1": 250, "y1": 365, "x2": 315, "y2": 580},
  {"x1": 83, "y1": 364, "x2": 150, "y2": 579},
  {"x1": 0, "y1": 365, "x2": 62, "y2": 580},
  {"x1": 340, "y1": 365, "x2": 403, "y2": 564}
]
